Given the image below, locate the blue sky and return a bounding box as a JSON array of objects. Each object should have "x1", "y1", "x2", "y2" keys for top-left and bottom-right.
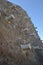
[{"x1": 8, "y1": 0, "x2": 43, "y2": 40}]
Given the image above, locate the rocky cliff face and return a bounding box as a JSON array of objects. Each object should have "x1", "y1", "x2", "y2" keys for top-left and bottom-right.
[{"x1": 0, "y1": 0, "x2": 43, "y2": 65}]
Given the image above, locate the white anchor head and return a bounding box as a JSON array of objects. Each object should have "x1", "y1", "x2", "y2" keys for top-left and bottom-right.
[{"x1": 28, "y1": 43, "x2": 32, "y2": 49}]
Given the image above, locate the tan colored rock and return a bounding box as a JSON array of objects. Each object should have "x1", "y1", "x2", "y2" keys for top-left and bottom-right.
[{"x1": 0, "y1": 0, "x2": 43, "y2": 65}]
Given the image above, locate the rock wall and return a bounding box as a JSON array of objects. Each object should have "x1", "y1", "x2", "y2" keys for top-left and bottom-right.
[{"x1": 0, "y1": 0, "x2": 43, "y2": 65}]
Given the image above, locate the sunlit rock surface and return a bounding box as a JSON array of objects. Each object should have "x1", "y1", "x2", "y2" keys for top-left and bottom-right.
[{"x1": 0, "y1": 0, "x2": 43, "y2": 65}]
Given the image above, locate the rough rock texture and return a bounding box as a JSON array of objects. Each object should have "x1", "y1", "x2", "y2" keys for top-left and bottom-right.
[{"x1": 0, "y1": 0, "x2": 43, "y2": 65}]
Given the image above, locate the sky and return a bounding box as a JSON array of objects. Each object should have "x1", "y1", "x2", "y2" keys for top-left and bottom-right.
[{"x1": 8, "y1": 0, "x2": 43, "y2": 40}]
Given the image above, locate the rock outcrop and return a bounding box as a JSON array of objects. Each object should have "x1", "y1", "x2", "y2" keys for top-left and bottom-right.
[{"x1": 0, "y1": 0, "x2": 43, "y2": 65}]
